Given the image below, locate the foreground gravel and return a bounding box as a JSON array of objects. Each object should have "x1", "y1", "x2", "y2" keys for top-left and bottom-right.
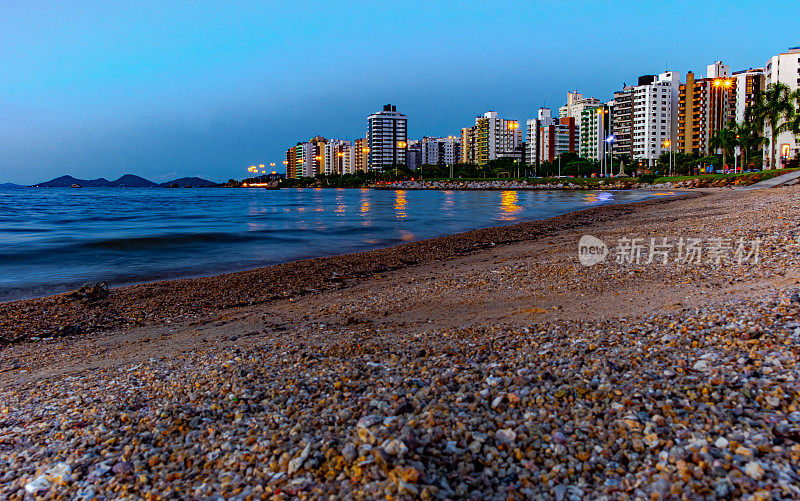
[{"x1": 2, "y1": 290, "x2": 800, "y2": 499}]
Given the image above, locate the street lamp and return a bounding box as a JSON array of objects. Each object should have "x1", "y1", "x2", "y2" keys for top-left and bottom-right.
[
  {"x1": 663, "y1": 139, "x2": 673, "y2": 176},
  {"x1": 605, "y1": 135, "x2": 615, "y2": 177},
  {"x1": 396, "y1": 141, "x2": 407, "y2": 178}
]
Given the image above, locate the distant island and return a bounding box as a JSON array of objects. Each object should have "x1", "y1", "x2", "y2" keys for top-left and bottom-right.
[
  {"x1": 29, "y1": 174, "x2": 220, "y2": 188},
  {"x1": 0, "y1": 183, "x2": 25, "y2": 188}
]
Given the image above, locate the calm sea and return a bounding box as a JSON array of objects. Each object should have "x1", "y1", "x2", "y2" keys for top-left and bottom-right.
[{"x1": 0, "y1": 187, "x2": 671, "y2": 302}]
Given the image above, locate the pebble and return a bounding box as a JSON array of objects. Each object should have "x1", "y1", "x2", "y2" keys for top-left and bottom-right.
[{"x1": 745, "y1": 461, "x2": 766, "y2": 480}]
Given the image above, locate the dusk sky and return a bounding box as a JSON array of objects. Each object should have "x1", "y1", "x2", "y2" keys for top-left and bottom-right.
[{"x1": 1, "y1": 1, "x2": 796, "y2": 184}]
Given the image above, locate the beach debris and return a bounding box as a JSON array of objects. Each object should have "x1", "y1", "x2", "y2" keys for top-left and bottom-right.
[{"x1": 65, "y1": 282, "x2": 109, "y2": 304}]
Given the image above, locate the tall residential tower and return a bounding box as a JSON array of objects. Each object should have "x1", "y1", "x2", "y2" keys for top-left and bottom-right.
[{"x1": 367, "y1": 104, "x2": 408, "y2": 170}]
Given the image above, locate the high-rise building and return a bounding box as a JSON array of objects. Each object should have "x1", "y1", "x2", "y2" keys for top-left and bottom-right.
[
  {"x1": 678, "y1": 62, "x2": 736, "y2": 156},
  {"x1": 354, "y1": 138, "x2": 369, "y2": 173},
  {"x1": 526, "y1": 108, "x2": 556, "y2": 168},
  {"x1": 324, "y1": 139, "x2": 352, "y2": 175},
  {"x1": 558, "y1": 91, "x2": 599, "y2": 154},
  {"x1": 632, "y1": 72, "x2": 681, "y2": 168},
  {"x1": 460, "y1": 126, "x2": 478, "y2": 164},
  {"x1": 559, "y1": 91, "x2": 601, "y2": 120},
  {"x1": 611, "y1": 87, "x2": 634, "y2": 159},
  {"x1": 306, "y1": 136, "x2": 327, "y2": 177},
  {"x1": 764, "y1": 47, "x2": 800, "y2": 168},
  {"x1": 285, "y1": 145, "x2": 298, "y2": 179},
  {"x1": 406, "y1": 140, "x2": 422, "y2": 171},
  {"x1": 367, "y1": 104, "x2": 408, "y2": 170},
  {"x1": 460, "y1": 111, "x2": 521, "y2": 165},
  {"x1": 580, "y1": 103, "x2": 614, "y2": 161},
  {"x1": 421, "y1": 136, "x2": 461, "y2": 166},
  {"x1": 733, "y1": 67, "x2": 766, "y2": 124},
  {"x1": 540, "y1": 117, "x2": 578, "y2": 163}
]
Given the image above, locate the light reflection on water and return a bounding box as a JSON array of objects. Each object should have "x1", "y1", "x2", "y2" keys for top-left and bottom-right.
[
  {"x1": 394, "y1": 190, "x2": 408, "y2": 219},
  {"x1": 0, "y1": 187, "x2": 669, "y2": 301},
  {"x1": 582, "y1": 191, "x2": 614, "y2": 203},
  {"x1": 499, "y1": 191, "x2": 522, "y2": 220}
]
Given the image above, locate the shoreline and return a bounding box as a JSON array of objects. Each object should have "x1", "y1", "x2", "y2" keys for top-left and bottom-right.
[{"x1": 0, "y1": 191, "x2": 702, "y2": 344}]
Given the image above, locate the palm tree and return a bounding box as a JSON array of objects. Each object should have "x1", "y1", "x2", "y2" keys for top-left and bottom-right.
[
  {"x1": 710, "y1": 123, "x2": 738, "y2": 170},
  {"x1": 733, "y1": 119, "x2": 764, "y2": 170},
  {"x1": 751, "y1": 83, "x2": 794, "y2": 169},
  {"x1": 784, "y1": 88, "x2": 800, "y2": 138}
]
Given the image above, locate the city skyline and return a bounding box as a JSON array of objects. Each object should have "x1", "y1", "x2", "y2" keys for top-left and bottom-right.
[{"x1": 1, "y1": 1, "x2": 797, "y2": 184}]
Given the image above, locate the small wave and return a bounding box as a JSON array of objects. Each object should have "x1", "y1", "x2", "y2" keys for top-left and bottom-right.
[{"x1": 85, "y1": 232, "x2": 259, "y2": 250}]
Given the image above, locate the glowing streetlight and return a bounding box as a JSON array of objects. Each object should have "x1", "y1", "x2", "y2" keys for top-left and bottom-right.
[{"x1": 663, "y1": 139, "x2": 673, "y2": 176}]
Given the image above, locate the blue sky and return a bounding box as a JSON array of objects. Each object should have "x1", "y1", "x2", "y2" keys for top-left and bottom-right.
[{"x1": 1, "y1": 0, "x2": 796, "y2": 183}]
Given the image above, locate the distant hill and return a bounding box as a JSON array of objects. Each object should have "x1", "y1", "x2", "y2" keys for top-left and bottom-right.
[
  {"x1": 108, "y1": 174, "x2": 158, "y2": 187},
  {"x1": 32, "y1": 174, "x2": 218, "y2": 188},
  {"x1": 33, "y1": 175, "x2": 112, "y2": 187},
  {"x1": 0, "y1": 183, "x2": 24, "y2": 188},
  {"x1": 160, "y1": 177, "x2": 220, "y2": 188}
]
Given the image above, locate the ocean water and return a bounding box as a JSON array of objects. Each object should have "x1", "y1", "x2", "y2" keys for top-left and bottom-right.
[{"x1": 0, "y1": 187, "x2": 672, "y2": 302}]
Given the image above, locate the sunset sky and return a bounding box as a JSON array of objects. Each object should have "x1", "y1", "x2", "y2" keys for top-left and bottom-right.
[{"x1": 1, "y1": 0, "x2": 796, "y2": 183}]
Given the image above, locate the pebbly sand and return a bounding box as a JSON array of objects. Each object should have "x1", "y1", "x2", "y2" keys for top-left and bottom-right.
[{"x1": 1, "y1": 186, "x2": 800, "y2": 499}]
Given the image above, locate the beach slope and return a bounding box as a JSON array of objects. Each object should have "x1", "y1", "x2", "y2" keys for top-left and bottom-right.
[{"x1": 1, "y1": 186, "x2": 799, "y2": 499}]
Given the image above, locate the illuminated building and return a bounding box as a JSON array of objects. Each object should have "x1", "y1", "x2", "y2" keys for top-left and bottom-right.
[
  {"x1": 678, "y1": 62, "x2": 736, "y2": 155},
  {"x1": 367, "y1": 104, "x2": 408, "y2": 170},
  {"x1": 764, "y1": 47, "x2": 800, "y2": 167},
  {"x1": 460, "y1": 111, "x2": 521, "y2": 165}
]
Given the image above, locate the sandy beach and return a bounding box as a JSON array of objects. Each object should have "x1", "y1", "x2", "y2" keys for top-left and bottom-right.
[{"x1": 2, "y1": 186, "x2": 800, "y2": 499}]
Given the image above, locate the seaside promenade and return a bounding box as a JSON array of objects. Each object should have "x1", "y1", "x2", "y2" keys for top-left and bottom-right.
[{"x1": 1, "y1": 186, "x2": 799, "y2": 498}]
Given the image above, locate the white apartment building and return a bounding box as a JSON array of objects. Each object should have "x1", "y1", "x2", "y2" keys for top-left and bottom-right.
[
  {"x1": 558, "y1": 91, "x2": 597, "y2": 154},
  {"x1": 525, "y1": 108, "x2": 556, "y2": 166},
  {"x1": 367, "y1": 104, "x2": 408, "y2": 170},
  {"x1": 479, "y1": 111, "x2": 521, "y2": 162},
  {"x1": 632, "y1": 71, "x2": 681, "y2": 168},
  {"x1": 301, "y1": 141, "x2": 316, "y2": 178},
  {"x1": 559, "y1": 91, "x2": 601, "y2": 120},
  {"x1": 323, "y1": 139, "x2": 352, "y2": 175},
  {"x1": 421, "y1": 136, "x2": 461, "y2": 166},
  {"x1": 579, "y1": 103, "x2": 615, "y2": 162},
  {"x1": 764, "y1": 47, "x2": 800, "y2": 167},
  {"x1": 733, "y1": 67, "x2": 766, "y2": 124}
]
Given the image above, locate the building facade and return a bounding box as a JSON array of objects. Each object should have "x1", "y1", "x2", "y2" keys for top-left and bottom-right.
[
  {"x1": 353, "y1": 138, "x2": 369, "y2": 173},
  {"x1": 764, "y1": 47, "x2": 800, "y2": 168},
  {"x1": 559, "y1": 91, "x2": 601, "y2": 120},
  {"x1": 579, "y1": 104, "x2": 615, "y2": 161},
  {"x1": 540, "y1": 117, "x2": 578, "y2": 163},
  {"x1": 460, "y1": 111, "x2": 521, "y2": 165},
  {"x1": 525, "y1": 108, "x2": 556, "y2": 168},
  {"x1": 611, "y1": 87, "x2": 634, "y2": 159},
  {"x1": 733, "y1": 67, "x2": 766, "y2": 124},
  {"x1": 367, "y1": 104, "x2": 408, "y2": 170},
  {"x1": 323, "y1": 139, "x2": 352, "y2": 175},
  {"x1": 678, "y1": 62, "x2": 736, "y2": 156},
  {"x1": 285, "y1": 145, "x2": 298, "y2": 179},
  {"x1": 632, "y1": 72, "x2": 681, "y2": 168},
  {"x1": 421, "y1": 136, "x2": 461, "y2": 166},
  {"x1": 405, "y1": 140, "x2": 422, "y2": 171}
]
